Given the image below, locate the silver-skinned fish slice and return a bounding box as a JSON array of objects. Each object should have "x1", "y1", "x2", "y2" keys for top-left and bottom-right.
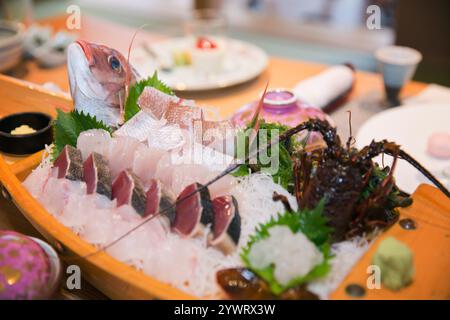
[
  {"x1": 172, "y1": 183, "x2": 214, "y2": 237},
  {"x1": 208, "y1": 195, "x2": 241, "y2": 255},
  {"x1": 144, "y1": 179, "x2": 176, "y2": 225},
  {"x1": 112, "y1": 169, "x2": 147, "y2": 216},
  {"x1": 83, "y1": 152, "x2": 112, "y2": 198},
  {"x1": 53, "y1": 145, "x2": 84, "y2": 181}
]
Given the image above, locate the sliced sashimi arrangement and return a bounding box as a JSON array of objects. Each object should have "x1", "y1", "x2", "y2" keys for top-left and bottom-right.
[
  {"x1": 21, "y1": 40, "x2": 447, "y2": 300},
  {"x1": 23, "y1": 136, "x2": 298, "y2": 297},
  {"x1": 23, "y1": 112, "x2": 371, "y2": 299}
]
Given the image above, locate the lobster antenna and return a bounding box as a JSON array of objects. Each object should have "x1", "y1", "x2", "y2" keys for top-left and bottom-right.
[
  {"x1": 346, "y1": 110, "x2": 355, "y2": 150},
  {"x1": 125, "y1": 24, "x2": 151, "y2": 99}
]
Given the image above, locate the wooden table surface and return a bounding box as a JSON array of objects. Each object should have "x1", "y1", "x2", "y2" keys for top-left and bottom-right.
[{"x1": 0, "y1": 14, "x2": 428, "y2": 299}]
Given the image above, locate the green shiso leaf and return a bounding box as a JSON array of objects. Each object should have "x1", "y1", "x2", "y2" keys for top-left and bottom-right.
[
  {"x1": 241, "y1": 199, "x2": 332, "y2": 295},
  {"x1": 124, "y1": 71, "x2": 174, "y2": 122},
  {"x1": 232, "y1": 120, "x2": 297, "y2": 189},
  {"x1": 51, "y1": 109, "x2": 112, "y2": 161}
]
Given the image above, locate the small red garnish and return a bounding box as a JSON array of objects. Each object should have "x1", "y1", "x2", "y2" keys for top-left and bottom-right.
[{"x1": 196, "y1": 37, "x2": 217, "y2": 49}]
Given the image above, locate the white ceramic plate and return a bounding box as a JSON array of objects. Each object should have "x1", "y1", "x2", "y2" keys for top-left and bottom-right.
[
  {"x1": 130, "y1": 37, "x2": 268, "y2": 91},
  {"x1": 356, "y1": 103, "x2": 450, "y2": 194}
]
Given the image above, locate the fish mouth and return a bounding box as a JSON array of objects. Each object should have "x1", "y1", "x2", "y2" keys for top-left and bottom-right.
[{"x1": 75, "y1": 40, "x2": 94, "y2": 65}]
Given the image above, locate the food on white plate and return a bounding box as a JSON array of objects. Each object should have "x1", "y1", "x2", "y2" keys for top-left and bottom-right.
[
  {"x1": 426, "y1": 132, "x2": 450, "y2": 159},
  {"x1": 173, "y1": 49, "x2": 191, "y2": 66},
  {"x1": 21, "y1": 40, "x2": 449, "y2": 299},
  {"x1": 190, "y1": 37, "x2": 225, "y2": 73}
]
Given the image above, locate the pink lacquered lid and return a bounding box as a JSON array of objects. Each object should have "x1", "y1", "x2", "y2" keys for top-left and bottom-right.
[{"x1": 231, "y1": 88, "x2": 332, "y2": 128}]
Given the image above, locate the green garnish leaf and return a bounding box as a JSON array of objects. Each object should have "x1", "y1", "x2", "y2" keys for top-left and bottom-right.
[
  {"x1": 124, "y1": 71, "x2": 174, "y2": 121},
  {"x1": 52, "y1": 109, "x2": 112, "y2": 160},
  {"x1": 233, "y1": 120, "x2": 298, "y2": 190},
  {"x1": 241, "y1": 199, "x2": 332, "y2": 295}
]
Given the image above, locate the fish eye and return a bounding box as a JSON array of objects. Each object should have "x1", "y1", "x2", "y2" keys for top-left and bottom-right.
[{"x1": 108, "y1": 55, "x2": 122, "y2": 72}]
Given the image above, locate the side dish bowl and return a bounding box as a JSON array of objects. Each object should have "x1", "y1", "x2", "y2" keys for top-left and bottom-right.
[{"x1": 0, "y1": 112, "x2": 53, "y2": 155}]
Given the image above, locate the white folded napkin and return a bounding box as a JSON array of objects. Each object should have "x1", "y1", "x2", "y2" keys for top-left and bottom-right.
[{"x1": 292, "y1": 65, "x2": 354, "y2": 109}]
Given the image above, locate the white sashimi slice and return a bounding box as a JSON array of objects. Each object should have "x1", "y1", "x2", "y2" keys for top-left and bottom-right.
[
  {"x1": 40, "y1": 175, "x2": 87, "y2": 217},
  {"x1": 132, "y1": 144, "x2": 166, "y2": 187},
  {"x1": 23, "y1": 163, "x2": 52, "y2": 198},
  {"x1": 60, "y1": 193, "x2": 116, "y2": 236},
  {"x1": 77, "y1": 129, "x2": 112, "y2": 161},
  {"x1": 155, "y1": 140, "x2": 236, "y2": 196},
  {"x1": 113, "y1": 110, "x2": 166, "y2": 142},
  {"x1": 207, "y1": 173, "x2": 237, "y2": 198},
  {"x1": 191, "y1": 143, "x2": 234, "y2": 172},
  {"x1": 137, "y1": 86, "x2": 179, "y2": 119},
  {"x1": 80, "y1": 207, "x2": 116, "y2": 245},
  {"x1": 170, "y1": 164, "x2": 237, "y2": 198},
  {"x1": 147, "y1": 123, "x2": 185, "y2": 151},
  {"x1": 107, "y1": 205, "x2": 168, "y2": 268},
  {"x1": 60, "y1": 194, "x2": 92, "y2": 233},
  {"x1": 90, "y1": 193, "x2": 117, "y2": 210},
  {"x1": 154, "y1": 152, "x2": 175, "y2": 188},
  {"x1": 173, "y1": 142, "x2": 233, "y2": 171},
  {"x1": 105, "y1": 136, "x2": 142, "y2": 178}
]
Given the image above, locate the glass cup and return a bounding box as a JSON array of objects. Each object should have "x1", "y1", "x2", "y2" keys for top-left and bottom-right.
[
  {"x1": 375, "y1": 45, "x2": 422, "y2": 107},
  {"x1": 183, "y1": 9, "x2": 227, "y2": 75},
  {"x1": 184, "y1": 8, "x2": 227, "y2": 38}
]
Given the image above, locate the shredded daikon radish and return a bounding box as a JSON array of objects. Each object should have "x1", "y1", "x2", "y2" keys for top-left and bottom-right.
[{"x1": 307, "y1": 237, "x2": 371, "y2": 299}]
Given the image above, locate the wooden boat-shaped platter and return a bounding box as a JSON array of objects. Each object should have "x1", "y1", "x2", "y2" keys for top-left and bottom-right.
[{"x1": 1, "y1": 74, "x2": 449, "y2": 300}]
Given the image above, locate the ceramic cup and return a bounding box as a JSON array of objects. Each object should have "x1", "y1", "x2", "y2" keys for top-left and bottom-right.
[{"x1": 375, "y1": 45, "x2": 422, "y2": 107}]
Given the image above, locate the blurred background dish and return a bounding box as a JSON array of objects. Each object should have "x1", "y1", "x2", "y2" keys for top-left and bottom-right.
[
  {"x1": 131, "y1": 37, "x2": 268, "y2": 91},
  {"x1": 0, "y1": 20, "x2": 24, "y2": 72}
]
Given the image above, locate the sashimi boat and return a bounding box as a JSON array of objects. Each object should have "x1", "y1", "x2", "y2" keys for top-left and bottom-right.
[{"x1": 0, "y1": 40, "x2": 449, "y2": 300}]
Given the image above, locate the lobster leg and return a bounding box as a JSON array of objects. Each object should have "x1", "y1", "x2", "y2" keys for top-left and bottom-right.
[
  {"x1": 279, "y1": 119, "x2": 343, "y2": 157},
  {"x1": 293, "y1": 157, "x2": 303, "y2": 207},
  {"x1": 358, "y1": 140, "x2": 450, "y2": 198},
  {"x1": 353, "y1": 151, "x2": 399, "y2": 227}
]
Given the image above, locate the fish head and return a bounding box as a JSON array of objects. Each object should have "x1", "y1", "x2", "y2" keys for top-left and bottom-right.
[{"x1": 67, "y1": 40, "x2": 139, "y2": 126}]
